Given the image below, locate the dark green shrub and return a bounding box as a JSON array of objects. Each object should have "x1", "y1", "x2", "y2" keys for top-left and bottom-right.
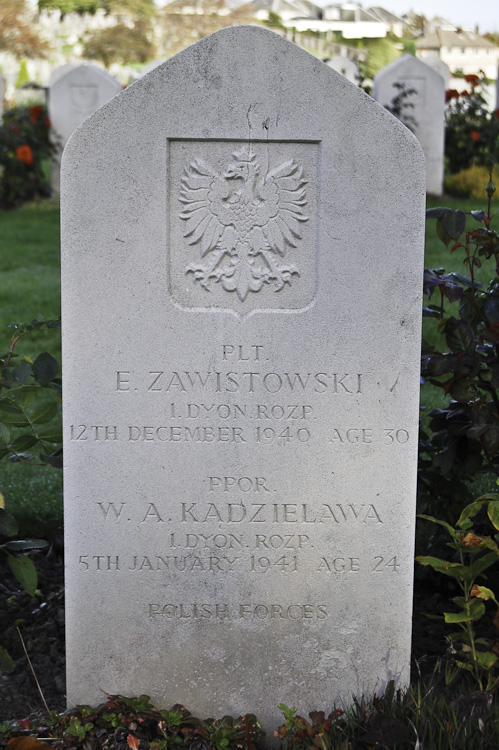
[
  {"x1": 419, "y1": 178, "x2": 499, "y2": 517},
  {"x1": 445, "y1": 165, "x2": 499, "y2": 199},
  {"x1": 0, "y1": 105, "x2": 55, "y2": 210}
]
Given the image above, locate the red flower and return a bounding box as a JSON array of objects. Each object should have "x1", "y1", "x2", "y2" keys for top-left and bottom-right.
[
  {"x1": 16, "y1": 145, "x2": 34, "y2": 166},
  {"x1": 44, "y1": 115, "x2": 51, "y2": 127},
  {"x1": 11, "y1": 124, "x2": 20, "y2": 134},
  {"x1": 465, "y1": 73, "x2": 480, "y2": 86},
  {"x1": 445, "y1": 88, "x2": 460, "y2": 102},
  {"x1": 495, "y1": 108, "x2": 499, "y2": 120},
  {"x1": 470, "y1": 130, "x2": 481, "y2": 142},
  {"x1": 29, "y1": 105, "x2": 43, "y2": 124}
]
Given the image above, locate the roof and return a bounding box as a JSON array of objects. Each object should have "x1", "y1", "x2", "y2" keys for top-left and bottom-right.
[
  {"x1": 252, "y1": 0, "x2": 322, "y2": 16},
  {"x1": 323, "y1": 4, "x2": 383, "y2": 22},
  {"x1": 368, "y1": 6, "x2": 404, "y2": 24},
  {"x1": 415, "y1": 28, "x2": 496, "y2": 50}
]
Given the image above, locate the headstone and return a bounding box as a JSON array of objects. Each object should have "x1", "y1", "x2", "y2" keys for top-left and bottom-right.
[
  {"x1": 49, "y1": 63, "x2": 121, "y2": 193},
  {"x1": 420, "y1": 54, "x2": 450, "y2": 88},
  {"x1": 374, "y1": 54, "x2": 445, "y2": 195},
  {"x1": 325, "y1": 55, "x2": 359, "y2": 84},
  {"x1": 62, "y1": 26, "x2": 425, "y2": 738}
]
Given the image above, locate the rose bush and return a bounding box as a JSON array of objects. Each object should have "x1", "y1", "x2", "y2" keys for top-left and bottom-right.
[{"x1": 0, "y1": 104, "x2": 55, "y2": 209}]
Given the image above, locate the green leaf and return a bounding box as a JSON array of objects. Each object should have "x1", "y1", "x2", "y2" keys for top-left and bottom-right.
[
  {"x1": 445, "y1": 317, "x2": 475, "y2": 352},
  {"x1": 18, "y1": 387, "x2": 36, "y2": 411},
  {"x1": 32, "y1": 353, "x2": 58, "y2": 384},
  {"x1": 472, "y1": 585, "x2": 498, "y2": 604},
  {"x1": 41, "y1": 451, "x2": 63, "y2": 469},
  {"x1": 7, "y1": 555, "x2": 37, "y2": 596},
  {"x1": 3, "y1": 539, "x2": 48, "y2": 551},
  {"x1": 470, "y1": 551, "x2": 499, "y2": 579},
  {"x1": 488, "y1": 502, "x2": 499, "y2": 531},
  {"x1": 12, "y1": 360, "x2": 31, "y2": 385},
  {"x1": 12, "y1": 435, "x2": 38, "y2": 452},
  {"x1": 436, "y1": 217, "x2": 451, "y2": 246},
  {"x1": 417, "y1": 514, "x2": 458, "y2": 538},
  {"x1": 0, "y1": 398, "x2": 24, "y2": 414},
  {"x1": 0, "y1": 646, "x2": 15, "y2": 674},
  {"x1": 475, "y1": 651, "x2": 498, "y2": 670},
  {"x1": 0, "y1": 422, "x2": 10, "y2": 445},
  {"x1": 458, "y1": 502, "x2": 483, "y2": 526},
  {"x1": 442, "y1": 209, "x2": 466, "y2": 240},
  {"x1": 29, "y1": 400, "x2": 58, "y2": 425},
  {"x1": 426, "y1": 207, "x2": 452, "y2": 219},
  {"x1": 0, "y1": 508, "x2": 18, "y2": 537},
  {"x1": 444, "y1": 599, "x2": 485, "y2": 623},
  {"x1": 415, "y1": 555, "x2": 470, "y2": 580},
  {"x1": 37, "y1": 429, "x2": 62, "y2": 443}
]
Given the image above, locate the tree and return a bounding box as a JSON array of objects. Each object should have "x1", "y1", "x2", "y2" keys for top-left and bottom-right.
[
  {"x1": 158, "y1": 0, "x2": 254, "y2": 57},
  {"x1": 38, "y1": 0, "x2": 155, "y2": 18},
  {"x1": 360, "y1": 38, "x2": 400, "y2": 80},
  {"x1": 0, "y1": 0, "x2": 49, "y2": 59},
  {"x1": 38, "y1": 0, "x2": 99, "y2": 15},
  {"x1": 83, "y1": 18, "x2": 155, "y2": 66}
]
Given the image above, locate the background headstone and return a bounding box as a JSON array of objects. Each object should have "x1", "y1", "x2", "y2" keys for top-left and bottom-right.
[
  {"x1": 421, "y1": 54, "x2": 450, "y2": 88},
  {"x1": 374, "y1": 54, "x2": 445, "y2": 196},
  {"x1": 325, "y1": 55, "x2": 359, "y2": 84},
  {"x1": 62, "y1": 26, "x2": 425, "y2": 736},
  {"x1": 49, "y1": 63, "x2": 121, "y2": 194}
]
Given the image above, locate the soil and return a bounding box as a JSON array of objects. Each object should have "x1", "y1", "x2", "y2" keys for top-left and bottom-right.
[
  {"x1": 0, "y1": 538, "x2": 66, "y2": 722},
  {"x1": 0, "y1": 541, "x2": 449, "y2": 724}
]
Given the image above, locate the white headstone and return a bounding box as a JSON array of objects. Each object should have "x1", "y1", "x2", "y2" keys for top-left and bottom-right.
[
  {"x1": 374, "y1": 54, "x2": 445, "y2": 195},
  {"x1": 421, "y1": 54, "x2": 450, "y2": 88},
  {"x1": 49, "y1": 63, "x2": 121, "y2": 193},
  {"x1": 325, "y1": 55, "x2": 359, "y2": 84},
  {"x1": 62, "y1": 26, "x2": 425, "y2": 737}
]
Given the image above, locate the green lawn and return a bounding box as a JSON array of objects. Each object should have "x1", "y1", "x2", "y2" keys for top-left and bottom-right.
[
  {"x1": 0, "y1": 196, "x2": 497, "y2": 536},
  {"x1": 0, "y1": 200, "x2": 62, "y2": 536}
]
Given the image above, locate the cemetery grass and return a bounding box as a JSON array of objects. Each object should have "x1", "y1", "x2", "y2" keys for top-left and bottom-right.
[{"x1": 0, "y1": 200, "x2": 62, "y2": 538}]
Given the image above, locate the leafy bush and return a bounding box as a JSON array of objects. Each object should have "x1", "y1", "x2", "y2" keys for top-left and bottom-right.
[
  {"x1": 419, "y1": 178, "x2": 499, "y2": 516},
  {"x1": 277, "y1": 680, "x2": 499, "y2": 749},
  {"x1": 445, "y1": 74, "x2": 499, "y2": 175},
  {"x1": 417, "y1": 497, "x2": 499, "y2": 691},
  {"x1": 0, "y1": 318, "x2": 61, "y2": 672},
  {"x1": 83, "y1": 19, "x2": 155, "y2": 66},
  {"x1": 446, "y1": 165, "x2": 499, "y2": 199},
  {"x1": 0, "y1": 696, "x2": 263, "y2": 749},
  {"x1": 0, "y1": 105, "x2": 55, "y2": 210}
]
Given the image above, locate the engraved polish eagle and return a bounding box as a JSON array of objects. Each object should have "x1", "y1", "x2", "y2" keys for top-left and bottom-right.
[{"x1": 179, "y1": 147, "x2": 309, "y2": 302}]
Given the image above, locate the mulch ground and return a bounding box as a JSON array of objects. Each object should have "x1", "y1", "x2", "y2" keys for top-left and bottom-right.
[
  {"x1": 0, "y1": 538, "x2": 66, "y2": 721},
  {"x1": 0, "y1": 542, "x2": 448, "y2": 724}
]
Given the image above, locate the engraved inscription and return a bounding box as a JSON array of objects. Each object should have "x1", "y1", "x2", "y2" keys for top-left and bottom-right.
[{"x1": 179, "y1": 146, "x2": 308, "y2": 301}]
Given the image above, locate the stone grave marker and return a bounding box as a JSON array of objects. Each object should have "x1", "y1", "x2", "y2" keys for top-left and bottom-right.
[
  {"x1": 62, "y1": 26, "x2": 425, "y2": 738},
  {"x1": 374, "y1": 54, "x2": 445, "y2": 195},
  {"x1": 420, "y1": 54, "x2": 450, "y2": 88},
  {"x1": 325, "y1": 55, "x2": 359, "y2": 84},
  {"x1": 49, "y1": 63, "x2": 121, "y2": 193}
]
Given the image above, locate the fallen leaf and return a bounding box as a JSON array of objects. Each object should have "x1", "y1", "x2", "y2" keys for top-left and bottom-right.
[
  {"x1": 127, "y1": 735, "x2": 140, "y2": 750},
  {"x1": 8, "y1": 739, "x2": 50, "y2": 750}
]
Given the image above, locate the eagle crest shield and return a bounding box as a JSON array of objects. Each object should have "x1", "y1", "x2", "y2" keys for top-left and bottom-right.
[{"x1": 178, "y1": 146, "x2": 309, "y2": 302}]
